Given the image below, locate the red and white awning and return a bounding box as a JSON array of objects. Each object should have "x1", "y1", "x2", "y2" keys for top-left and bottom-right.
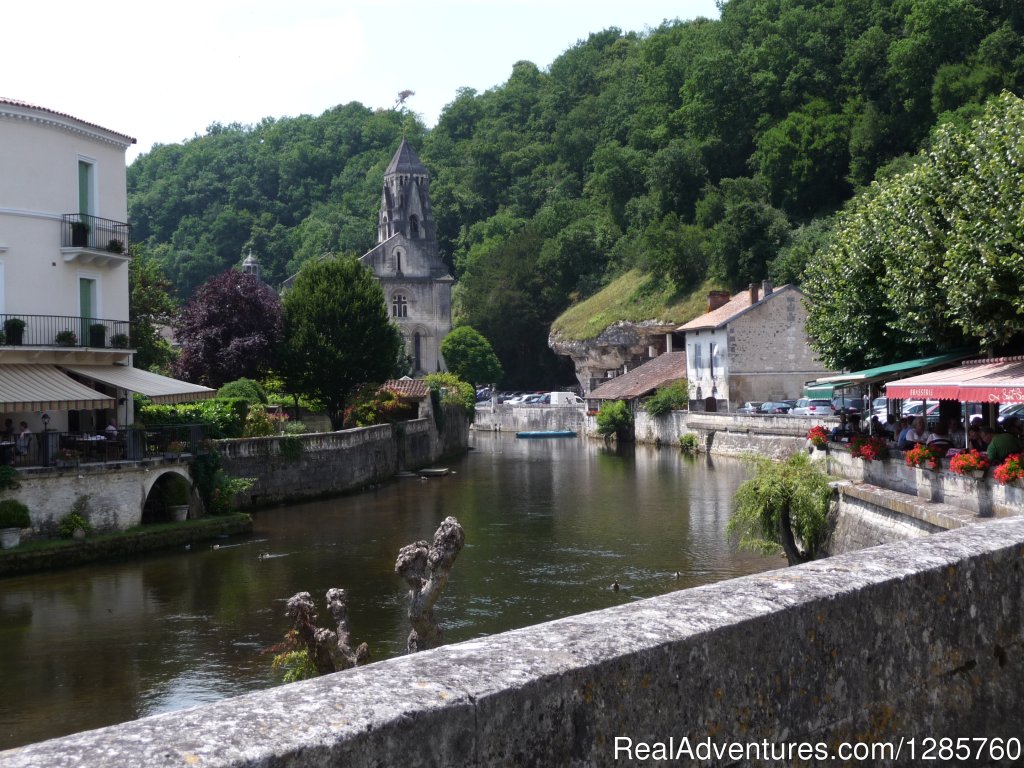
[{"x1": 885, "y1": 357, "x2": 1024, "y2": 404}]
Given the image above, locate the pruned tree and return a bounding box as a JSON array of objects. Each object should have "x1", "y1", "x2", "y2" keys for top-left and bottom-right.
[
  {"x1": 395, "y1": 516, "x2": 465, "y2": 653},
  {"x1": 277, "y1": 256, "x2": 403, "y2": 430},
  {"x1": 271, "y1": 589, "x2": 369, "y2": 682},
  {"x1": 172, "y1": 270, "x2": 283, "y2": 387}
]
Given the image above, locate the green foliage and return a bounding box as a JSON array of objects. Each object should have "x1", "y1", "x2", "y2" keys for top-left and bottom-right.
[
  {"x1": 0, "y1": 499, "x2": 30, "y2": 529},
  {"x1": 440, "y1": 326, "x2": 503, "y2": 385},
  {"x1": 0, "y1": 465, "x2": 21, "y2": 492},
  {"x1": 644, "y1": 380, "x2": 688, "y2": 416},
  {"x1": 278, "y1": 434, "x2": 304, "y2": 462},
  {"x1": 271, "y1": 647, "x2": 317, "y2": 683},
  {"x1": 136, "y1": 398, "x2": 249, "y2": 439},
  {"x1": 129, "y1": 244, "x2": 178, "y2": 373},
  {"x1": 58, "y1": 497, "x2": 93, "y2": 539},
  {"x1": 242, "y1": 405, "x2": 277, "y2": 438},
  {"x1": 343, "y1": 386, "x2": 415, "y2": 428},
  {"x1": 218, "y1": 378, "x2": 268, "y2": 404},
  {"x1": 728, "y1": 452, "x2": 831, "y2": 561},
  {"x1": 679, "y1": 433, "x2": 700, "y2": 454},
  {"x1": 423, "y1": 373, "x2": 475, "y2": 411},
  {"x1": 190, "y1": 450, "x2": 254, "y2": 515},
  {"x1": 805, "y1": 92, "x2": 1024, "y2": 367},
  {"x1": 278, "y1": 256, "x2": 403, "y2": 430},
  {"x1": 595, "y1": 400, "x2": 634, "y2": 441}
]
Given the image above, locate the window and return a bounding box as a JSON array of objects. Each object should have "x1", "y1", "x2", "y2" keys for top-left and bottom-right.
[
  {"x1": 693, "y1": 343, "x2": 702, "y2": 375},
  {"x1": 410, "y1": 215, "x2": 419, "y2": 238},
  {"x1": 392, "y1": 294, "x2": 408, "y2": 318},
  {"x1": 414, "y1": 332, "x2": 422, "y2": 371}
]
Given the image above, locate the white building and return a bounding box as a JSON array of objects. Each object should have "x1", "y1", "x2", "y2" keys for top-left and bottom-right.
[{"x1": 0, "y1": 99, "x2": 211, "y2": 455}]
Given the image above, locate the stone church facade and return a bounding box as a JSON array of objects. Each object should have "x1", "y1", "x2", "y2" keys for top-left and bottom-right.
[{"x1": 359, "y1": 139, "x2": 453, "y2": 375}]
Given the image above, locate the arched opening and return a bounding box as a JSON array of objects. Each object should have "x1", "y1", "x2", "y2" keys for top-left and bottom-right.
[
  {"x1": 142, "y1": 472, "x2": 193, "y2": 524},
  {"x1": 414, "y1": 332, "x2": 422, "y2": 371},
  {"x1": 704, "y1": 396, "x2": 718, "y2": 413},
  {"x1": 409, "y1": 215, "x2": 419, "y2": 238},
  {"x1": 392, "y1": 294, "x2": 408, "y2": 318}
]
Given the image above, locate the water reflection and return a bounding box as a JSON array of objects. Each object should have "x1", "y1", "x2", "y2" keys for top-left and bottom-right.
[{"x1": 0, "y1": 433, "x2": 776, "y2": 749}]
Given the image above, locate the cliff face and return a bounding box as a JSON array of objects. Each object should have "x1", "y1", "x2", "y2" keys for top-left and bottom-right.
[{"x1": 549, "y1": 320, "x2": 677, "y2": 394}]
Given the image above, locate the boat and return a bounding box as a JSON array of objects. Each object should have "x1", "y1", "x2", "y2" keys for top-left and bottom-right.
[
  {"x1": 515, "y1": 430, "x2": 578, "y2": 439},
  {"x1": 417, "y1": 467, "x2": 450, "y2": 477}
]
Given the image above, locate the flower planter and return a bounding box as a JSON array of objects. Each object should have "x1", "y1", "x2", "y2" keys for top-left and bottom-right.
[
  {"x1": 168, "y1": 505, "x2": 189, "y2": 522},
  {"x1": 970, "y1": 470, "x2": 985, "y2": 480},
  {"x1": 916, "y1": 466, "x2": 942, "y2": 502},
  {"x1": 0, "y1": 527, "x2": 22, "y2": 549}
]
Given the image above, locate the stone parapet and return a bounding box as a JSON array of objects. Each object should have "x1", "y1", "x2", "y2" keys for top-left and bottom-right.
[{"x1": 5, "y1": 517, "x2": 1024, "y2": 766}]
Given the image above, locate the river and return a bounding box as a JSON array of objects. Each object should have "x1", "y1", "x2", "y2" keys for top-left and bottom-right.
[{"x1": 0, "y1": 432, "x2": 777, "y2": 749}]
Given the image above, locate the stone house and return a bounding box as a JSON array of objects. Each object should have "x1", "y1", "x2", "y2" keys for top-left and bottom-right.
[
  {"x1": 678, "y1": 281, "x2": 833, "y2": 411},
  {"x1": 586, "y1": 351, "x2": 686, "y2": 412},
  {"x1": 359, "y1": 139, "x2": 453, "y2": 375},
  {"x1": 0, "y1": 99, "x2": 212, "y2": 442}
]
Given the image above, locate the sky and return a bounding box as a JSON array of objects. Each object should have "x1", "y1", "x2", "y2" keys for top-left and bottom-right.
[{"x1": 6, "y1": 1, "x2": 720, "y2": 163}]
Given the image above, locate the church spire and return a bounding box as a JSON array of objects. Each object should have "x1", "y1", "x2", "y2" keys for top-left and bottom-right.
[{"x1": 378, "y1": 139, "x2": 435, "y2": 244}]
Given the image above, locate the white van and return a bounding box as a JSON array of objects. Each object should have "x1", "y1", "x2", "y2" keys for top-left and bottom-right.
[{"x1": 548, "y1": 392, "x2": 584, "y2": 406}]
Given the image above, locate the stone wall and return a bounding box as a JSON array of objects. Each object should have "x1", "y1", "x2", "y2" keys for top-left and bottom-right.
[
  {"x1": 472, "y1": 403, "x2": 585, "y2": 434},
  {"x1": 638, "y1": 411, "x2": 835, "y2": 459},
  {"x1": 7, "y1": 517, "x2": 1024, "y2": 767},
  {"x1": 220, "y1": 411, "x2": 469, "y2": 508}
]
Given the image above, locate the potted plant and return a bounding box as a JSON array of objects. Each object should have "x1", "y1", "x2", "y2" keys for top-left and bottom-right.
[
  {"x1": 850, "y1": 435, "x2": 888, "y2": 461},
  {"x1": 949, "y1": 450, "x2": 991, "y2": 479},
  {"x1": 56, "y1": 447, "x2": 81, "y2": 468},
  {"x1": 111, "y1": 333, "x2": 130, "y2": 349},
  {"x1": 71, "y1": 219, "x2": 90, "y2": 247},
  {"x1": 807, "y1": 425, "x2": 828, "y2": 449},
  {"x1": 105, "y1": 239, "x2": 124, "y2": 254},
  {"x1": 167, "y1": 483, "x2": 191, "y2": 521},
  {"x1": 993, "y1": 453, "x2": 1024, "y2": 485},
  {"x1": 0, "y1": 499, "x2": 30, "y2": 549},
  {"x1": 905, "y1": 444, "x2": 944, "y2": 471},
  {"x1": 164, "y1": 440, "x2": 186, "y2": 458},
  {"x1": 55, "y1": 329, "x2": 78, "y2": 346},
  {"x1": 89, "y1": 323, "x2": 106, "y2": 348},
  {"x1": 4, "y1": 317, "x2": 26, "y2": 346}
]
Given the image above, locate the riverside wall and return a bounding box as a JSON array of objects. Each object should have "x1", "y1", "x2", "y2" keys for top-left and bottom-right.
[
  {"x1": 6, "y1": 516, "x2": 1024, "y2": 767},
  {"x1": 218, "y1": 407, "x2": 470, "y2": 507}
]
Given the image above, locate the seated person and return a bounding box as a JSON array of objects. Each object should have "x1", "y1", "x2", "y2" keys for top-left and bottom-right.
[
  {"x1": 830, "y1": 414, "x2": 849, "y2": 441},
  {"x1": 105, "y1": 419, "x2": 119, "y2": 439},
  {"x1": 904, "y1": 416, "x2": 931, "y2": 447},
  {"x1": 15, "y1": 421, "x2": 31, "y2": 456},
  {"x1": 988, "y1": 417, "x2": 1023, "y2": 464},
  {"x1": 846, "y1": 414, "x2": 864, "y2": 436},
  {"x1": 869, "y1": 415, "x2": 893, "y2": 439},
  {"x1": 967, "y1": 425, "x2": 986, "y2": 452},
  {"x1": 947, "y1": 417, "x2": 966, "y2": 449},
  {"x1": 926, "y1": 422, "x2": 953, "y2": 454},
  {"x1": 0, "y1": 418, "x2": 13, "y2": 441},
  {"x1": 896, "y1": 417, "x2": 914, "y2": 449}
]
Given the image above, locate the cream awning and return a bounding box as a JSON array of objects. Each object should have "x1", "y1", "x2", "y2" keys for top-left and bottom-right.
[
  {"x1": 61, "y1": 365, "x2": 216, "y2": 404},
  {"x1": 0, "y1": 364, "x2": 116, "y2": 413}
]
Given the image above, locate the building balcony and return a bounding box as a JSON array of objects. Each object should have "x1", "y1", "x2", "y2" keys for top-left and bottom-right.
[
  {"x1": 0, "y1": 314, "x2": 131, "y2": 350},
  {"x1": 61, "y1": 214, "x2": 132, "y2": 267}
]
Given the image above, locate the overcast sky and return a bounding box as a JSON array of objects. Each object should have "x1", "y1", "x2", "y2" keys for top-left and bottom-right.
[{"x1": 6, "y1": 0, "x2": 719, "y2": 162}]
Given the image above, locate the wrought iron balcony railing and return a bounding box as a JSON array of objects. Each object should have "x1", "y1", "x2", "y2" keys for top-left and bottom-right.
[
  {"x1": 0, "y1": 314, "x2": 131, "y2": 349},
  {"x1": 61, "y1": 213, "x2": 132, "y2": 255}
]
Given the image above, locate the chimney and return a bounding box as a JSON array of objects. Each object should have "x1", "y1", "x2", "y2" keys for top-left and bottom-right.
[
  {"x1": 707, "y1": 290, "x2": 731, "y2": 311},
  {"x1": 762, "y1": 278, "x2": 773, "y2": 297},
  {"x1": 749, "y1": 282, "x2": 760, "y2": 304}
]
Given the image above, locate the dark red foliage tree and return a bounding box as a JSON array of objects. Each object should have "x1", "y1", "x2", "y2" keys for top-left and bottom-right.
[{"x1": 172, "y1": 270, "x2": 283, "y2": 388}]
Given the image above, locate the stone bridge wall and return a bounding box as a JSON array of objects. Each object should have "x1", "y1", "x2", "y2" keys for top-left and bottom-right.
[
  {"x1": 5, "y1": 517, "x2": 1023, "y2": 767},
  {"x1": 472, "y1": 403, "x2": 586, "y2": 434}
]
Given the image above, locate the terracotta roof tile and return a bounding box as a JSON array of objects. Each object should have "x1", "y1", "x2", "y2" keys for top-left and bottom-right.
[
  {"x1": 0, "y1": 97, "x2": 136, "y2": 144},
  {"x1": 588, "y1": 352, "x2": 686, "y2": 400},
  {"x1": 677, "y1": 285, "x2": 798, "y2": 331},
  {"x1": 383, "y1": 379, "x2": 430, "y2": 400}
]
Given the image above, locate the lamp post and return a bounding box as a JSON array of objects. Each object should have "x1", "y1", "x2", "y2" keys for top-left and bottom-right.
[{"x1": 41, "y1": 413, "x2": 50, "y2": 432}]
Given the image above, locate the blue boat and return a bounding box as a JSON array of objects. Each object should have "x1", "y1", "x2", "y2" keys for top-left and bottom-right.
[{"x1": 515, "y1": 430, "x2": 577, "y2": 439}]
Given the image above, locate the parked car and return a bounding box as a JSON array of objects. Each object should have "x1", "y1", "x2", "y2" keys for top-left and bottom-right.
[
  {"x1": 548, "y1": 392, "x2": 584, "y2": 406},
  {"x1": 832, "y1": 396, "x2": 863, "y2": 415},
  {"x1": 792, "y1": 398, "x2": 835, "y2": 416},
  {"x1": 758, "y1": 401, "x2": 792, "y2": 414},
  {"x1": 735, "y1": 401, "x2": 764, "y2": 414},
  {"x1": 872, "y1": 397, "x2": 888, "y2": 417}
]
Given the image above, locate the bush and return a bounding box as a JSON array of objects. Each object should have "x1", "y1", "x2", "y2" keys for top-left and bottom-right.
[
  {"x1": 58, "y1": 497, "x2": 93, "y2": 539},
  {"x1": 423, "y1": 373, "x2": 475, "y2": 411},
  {"x1": 137, "y1": 397, "x2": 250, "y2": 438},
  {"x1": 243, "y1": 405, "x2": 277, "y2": 437},
  {"x1": 679, "y1": 433, "x2": 699, "y2": 454},
  {"x1": 596, "y1": 400, "x2": 634, "y2": 441},
  {"x1": 644, "y1": 380, "x2": 688, "y2": 417},
  {"x1": 343, "y1": 386, "x2": 415, "y2": 428},
  {"x1": 218, "y1": 378, "x2": 269, "y2": 404},
  {"x1": 190, "y1": 450, "x2": 254, "y2": 515},
  {"x1": 0, "y1": 499, "x2": 30, "y2": 529}
]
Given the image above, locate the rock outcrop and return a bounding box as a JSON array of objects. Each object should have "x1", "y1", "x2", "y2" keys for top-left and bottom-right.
[{"x1": 549, "y1": 320, "x2": 678, "y2": 394}]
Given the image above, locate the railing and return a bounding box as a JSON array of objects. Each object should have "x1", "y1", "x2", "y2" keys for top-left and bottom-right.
[
  {"x1": 0, "y1": 313, "x2": 131, "y2": 348},
  {"x1": 3, "y1": 425, "x2": 205, "y2": 469},
  {"x1": 61, "y1": 213, "x2": 131, "y2": 255}
]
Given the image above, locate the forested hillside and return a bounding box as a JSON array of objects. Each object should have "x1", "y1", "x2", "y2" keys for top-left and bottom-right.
[{"x1": 128, "y1": 0, "x2": 1024, "y2": 385}]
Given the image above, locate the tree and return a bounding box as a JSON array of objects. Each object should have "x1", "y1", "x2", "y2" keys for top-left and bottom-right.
[
  {"x1": 129, "y1": 244, "x2": 178, "y2": 373},
  {"x1": 728, "y1": 452, "x2": 831, "y2": 565},
  {"x1": 440, "y1": 326, "x2": 503, "y2": 385},
  {"x1": 278, "y1": 256, "x2": 403, "y2": 430},
  {"x1": 172, "y1": 270, "x2": 283, "y2": 387}
]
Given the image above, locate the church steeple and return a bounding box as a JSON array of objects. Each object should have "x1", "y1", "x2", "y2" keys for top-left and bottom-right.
[{"x1": 378, "y1": 138, "x2": 435, "y2": 244}]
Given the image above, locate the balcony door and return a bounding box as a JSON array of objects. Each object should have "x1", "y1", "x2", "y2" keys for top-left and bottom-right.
[{"x1": 79, "y1": 277, "x2": 97, "y2": 342}]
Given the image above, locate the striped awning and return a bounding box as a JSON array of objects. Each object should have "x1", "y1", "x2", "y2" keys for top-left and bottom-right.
[
  {"x1": 0, "y1": 364, "x2": 115, "y2": 413},
  {"x1": 885, "y1": 357, "x2": 1024, "y2": 404},
  {"x1": 61, "y1": 365, "x2": 215, "y2": 404}
]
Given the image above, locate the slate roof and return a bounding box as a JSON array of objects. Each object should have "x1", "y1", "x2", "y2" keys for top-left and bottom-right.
[
  {"x1": 385, "y1": 137, "x2": 428, "y2": 177},
  {"x1": 0, "y1": 97, "x2": 136, "y2": 144},
  {"x1": 587, "y1": 352, "x2": 687, "y2": 400},
  {"x1": 677, "y1": 284, "x2": 798, "y2": 332},
  {"x1": 383, "y1": 378, "x2": 430, "y2": 400}
]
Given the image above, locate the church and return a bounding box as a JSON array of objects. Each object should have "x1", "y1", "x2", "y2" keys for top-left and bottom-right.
[{"x1": 359, "y1": 139, "x2": 453, "y2": 375}]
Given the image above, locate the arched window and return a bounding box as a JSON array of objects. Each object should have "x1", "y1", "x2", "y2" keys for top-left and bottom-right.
[
  {"x1": 414, "y1": 332, "x2": 422, "y2": 371},
  {"x1": 409, "y1": 215, "x2": 419, "y2": 238},
  {"x1": 392, "y1": 294, "x2": 408, "y2": 318}
]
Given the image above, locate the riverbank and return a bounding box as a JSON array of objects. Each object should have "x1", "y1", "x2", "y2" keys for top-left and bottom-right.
[{"x1": 0, "y1": 514, "x2": 252, "y2": 577}]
